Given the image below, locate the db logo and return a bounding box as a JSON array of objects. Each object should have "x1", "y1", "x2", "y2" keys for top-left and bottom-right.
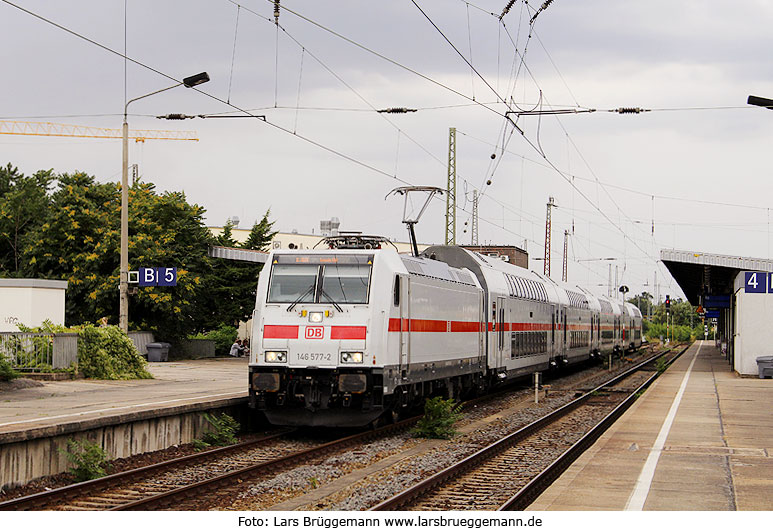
[{"x1": 305, "y1": 326, "x2": 324, "y2": 339}]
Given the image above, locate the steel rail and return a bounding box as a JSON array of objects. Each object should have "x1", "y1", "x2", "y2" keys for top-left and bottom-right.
[
  {"x1": 108, "y1": 382, "x2": 537, "y2": 511},
  {"x1": 0, "y1": 430, "x2": 295, "y2": 511},
  {"x1": 369, "y1": 346, "x2": 677, "y2": 511},
  {"x1": 0, "y1": 379, "x2": 515, "y2": 511},
  {"x1": 111, "y1": 415, "x2": 422, "y2": 510},
  {"x1": 1, "y1": 344, "x2": 659, "y2": 511},
  {"x1": 498, "y1": 344, "x2": 688, "y2": 510}
]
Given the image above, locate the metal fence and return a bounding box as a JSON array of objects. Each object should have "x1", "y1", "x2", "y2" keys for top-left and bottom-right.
[
  {"x1": 52, "y1": 333, "x2": 78, "y2": 369},
  {"x1": 0, "y1": 332, "x2": 79, "y2": 371}
]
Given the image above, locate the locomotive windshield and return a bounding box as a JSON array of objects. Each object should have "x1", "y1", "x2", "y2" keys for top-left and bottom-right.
[
  {"x1": 266, "y1": 264, "x2": 318, "y2": 303},
  {"x1": 267, "y1": 254, "x2": 373, "y2": 304},
  {"x1": 321, "y1": 264, "x2": 370, "y2": 304}
]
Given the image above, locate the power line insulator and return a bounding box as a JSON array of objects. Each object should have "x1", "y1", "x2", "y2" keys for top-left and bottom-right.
[
  {"x1": 499, "y1": 0, "x2": 517, "y2": 20},
  {"x1": 274, "y1": 0, "x2": 280, "y2": 25},
  {"x1": 613, "y1": 107, "x2": 649, "y2": 114},
  {"x1": 157, "y1": 113, "x2": 195, "y2": 120},
  {"x1": 377, "y1": 107, "x2": 417, "y2": 114}
]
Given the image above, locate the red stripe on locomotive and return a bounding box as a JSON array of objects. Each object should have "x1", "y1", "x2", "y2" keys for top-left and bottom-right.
[
  {"x1": 330, "y1": 326, "x2": 367, "y2": 340},
  {"x1": 263, "y1": 325, "x2": 299, "y2": 339}
]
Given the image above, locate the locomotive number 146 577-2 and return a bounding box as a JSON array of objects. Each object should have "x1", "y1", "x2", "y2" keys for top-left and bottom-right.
[{"x1": 296, "y1": 352, "x2": 333, "y2": 362}]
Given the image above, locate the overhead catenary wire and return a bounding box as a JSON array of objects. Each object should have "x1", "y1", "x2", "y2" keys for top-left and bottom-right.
[
  {"x1": 0, "y1": 0, "x2": 540, "y2": 273},
  {"x1": 411, "y1": 10, "x2": 662, "y2": 273},
  {"x1": 255, "y1": 0, "x2": 752, "y2": 264},
  {"x1": 3, "y1": 0, "x2": 704, "y2": 296},
  {"x1": 227, "y1": 4, "x2": 241, "y2": 104}
]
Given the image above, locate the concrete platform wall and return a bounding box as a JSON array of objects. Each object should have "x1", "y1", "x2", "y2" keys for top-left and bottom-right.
[{"x1": 0, "y1": 398, "x2": 250, "y2": 490}]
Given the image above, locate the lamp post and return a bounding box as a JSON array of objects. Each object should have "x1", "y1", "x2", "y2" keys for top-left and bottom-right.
[
  {"x1": 119, "y1": 72, "x2": 210, "y2": 333},
  {"x1": 748, "y1": 95, "x2": 773, "y2": 109}
]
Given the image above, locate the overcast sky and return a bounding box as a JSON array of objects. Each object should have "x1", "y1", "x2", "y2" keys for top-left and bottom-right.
[{"x1": 3, "y1": 0, "x2": 773, "y2": 301}]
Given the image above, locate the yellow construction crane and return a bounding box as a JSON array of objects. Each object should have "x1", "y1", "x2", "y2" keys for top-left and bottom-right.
[{"x1": 0, "y1": 120, "x2": 198, "y2": 142}]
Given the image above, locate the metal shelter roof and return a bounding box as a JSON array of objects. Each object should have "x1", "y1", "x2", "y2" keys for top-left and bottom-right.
[
  {"x1": 660, "y1": 249, "x2": 773, "y2": 305},
  {"x1": 208, "y1": 246, "x2": 268, "y2": 263}
]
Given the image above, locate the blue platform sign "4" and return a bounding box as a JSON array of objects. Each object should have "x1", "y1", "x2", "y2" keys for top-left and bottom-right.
[
  {"x1": 139, "y1": 267, "x2": 177, "y2": 287},
  {"x1": 744, "y1": 271, "x2": 767, "y2": 293}
]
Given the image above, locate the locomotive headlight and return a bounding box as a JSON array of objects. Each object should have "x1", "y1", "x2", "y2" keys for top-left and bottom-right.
[
  {"x1": 340, "y1": 351, "x2": 363, "y2": 364},
  {"x1": 308, "y1": 311, "x2": 324, "y2": 323},
  {"x1": 264, "y1": 351, "x2": 287, "y2": 363}
]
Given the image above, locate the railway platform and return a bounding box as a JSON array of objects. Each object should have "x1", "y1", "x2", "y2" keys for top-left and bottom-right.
[
  {"x1": 0, "y1": 357, "x2": 249, "y2": 489},
  {"x1": 529, "y1": 340, "x2": 773, "y2": 511}
]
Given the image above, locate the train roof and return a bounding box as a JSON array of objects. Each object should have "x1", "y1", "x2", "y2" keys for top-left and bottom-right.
[
  {"x1": 423, "y1": 246, "x2": 635, "y2": 315},
  {"x1": 266, "y1": 247, "x2": 479, "y2": 287}
]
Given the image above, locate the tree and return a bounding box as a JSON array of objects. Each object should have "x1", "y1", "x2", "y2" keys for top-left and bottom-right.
[
  {"x1": 22, "y1": 172, "x2": 120, "y2": 324},
  {"x1": 628, "y1": 292, "x2": 653, "y2": 319},
  {"x1": 216, "y1": 220, "x2": 237, "y2": 247},
  {"x1": 243, "y1": 210, "x2": 277, "y2": 251},
  {"x1": 122, "y1": 182, "x2": 216, "y2": 340},
  {"x1": 651, "y1": 298, "x2": 693, "y2": 327},
  {"x1": 200, "y1": 211, "x2": 276, "y2": 330},
  {"x1": 5, "y1": 163, "x2": 276, "y2": 341},
  {"x1": 23, "y1": 173, "x2": 216, "y2": 341},
  {"x1": 0, "y1": 164, "x2": 53, "y2": 276}
]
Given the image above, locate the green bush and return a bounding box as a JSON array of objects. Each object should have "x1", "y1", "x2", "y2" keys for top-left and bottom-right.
[
  {"x1": 78, "y1": 325, "x2": 152, "y2": 380},
  {"x1": 61, "y1": 439, "x2": 108, "y2": 482},
  {"x1": 0, "y1": 357, "x2": 20, "y2": 381},
  {"x1": 643, "y1": 321, "x2": 702, "y2": 343},
  {"x1": 193, "y1": 412, "x2": 240, "y2": 450},
  {"x1": 191, "y1": 324, "x2": 238, "y2": 357},
  {"x1": 412, "y1": 397, "x2": 463, "y2": 440}
]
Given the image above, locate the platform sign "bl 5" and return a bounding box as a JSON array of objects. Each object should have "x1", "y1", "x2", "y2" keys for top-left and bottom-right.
[{"x1": 139, "y1": 267, "x2": 177, "y2": 287}]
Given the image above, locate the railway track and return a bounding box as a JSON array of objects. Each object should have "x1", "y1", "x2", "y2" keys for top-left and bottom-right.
[
  {"x1": 0, "y1": 431, "x2": 303, "y2": 510},
  {"x1": 369, "y1": 346, "x2": 686, "y2": 511},
  {"x1": 0, "y1": 417, "x2": 421, "y2": 511},
  {"x1": 1, "y1": 345, "x2": 668, "y2": 511}
]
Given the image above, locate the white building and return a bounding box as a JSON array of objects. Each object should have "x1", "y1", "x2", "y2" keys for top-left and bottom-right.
[{"x1": 0, "y1": 279, "x2": 68, "y2": 332}]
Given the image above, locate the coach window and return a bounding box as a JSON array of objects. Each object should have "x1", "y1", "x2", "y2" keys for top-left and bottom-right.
[
  {"x1": 505, "y1": 275, "x2": 515, "y2": 297},
  {"x1": 393, "y1": 275, "x2": 400, "y2": 306}
]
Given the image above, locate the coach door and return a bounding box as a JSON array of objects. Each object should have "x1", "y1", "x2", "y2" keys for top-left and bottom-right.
[
  {"x1": 496, "y1": 296, "x2": 506, "y2": 368},
  {"x1": 551, "y1": 305, "x2": 557, "y2": 357},
  {"x1": 397, "y1": 274, "x2": 410, "y2": 379},
  {"x1": 596, "y1": 313, "x2": 601, "y2": 346}
]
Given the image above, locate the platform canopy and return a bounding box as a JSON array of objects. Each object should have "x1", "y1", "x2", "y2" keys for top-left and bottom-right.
[
  {"x1": 208, "y1": 246, "x2": 268, "y2": 263},
  {"x1": 660, "y1": 249, "x2": 773, "y2": 305}
]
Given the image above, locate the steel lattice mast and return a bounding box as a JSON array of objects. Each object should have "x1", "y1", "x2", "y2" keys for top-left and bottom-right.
[
  {"x1": 562, "y1": 229, "x2": 569, "y2": 282},
  {"x1": 471, "y1": 189, "x2": 479, "y2": 246},
  {"x1": 544, "y1": 196, "x2": 556, "y2": 277},
  {"x1": 445, "y1": 127, "x2": 457, "y2": 245}
]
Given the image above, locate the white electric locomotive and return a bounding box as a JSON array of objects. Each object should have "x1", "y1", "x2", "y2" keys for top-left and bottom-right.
[{"x1": 248, "y1": 245, "x2": 642, "y2": 427}]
